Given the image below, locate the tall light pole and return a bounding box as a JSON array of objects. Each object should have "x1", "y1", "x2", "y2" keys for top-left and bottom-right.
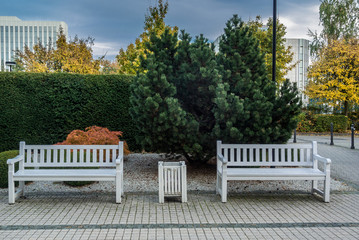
[{"x1": 272, "y1": 0, "x2": 277, "y2": 83}]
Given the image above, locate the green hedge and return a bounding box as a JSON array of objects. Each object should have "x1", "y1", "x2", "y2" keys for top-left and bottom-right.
[
  {"x1": 297, "y1": 113, "x2": 350, "y2": 132},
  {"x1": 0, "y1": 72, "x2": 139, "y2": 152},
  {"x1": 0, "y1": 150, "x2": 19, "y2": 188},
  {"x1": 313, "y1": 114, "x2": 350, "y2": 132}
]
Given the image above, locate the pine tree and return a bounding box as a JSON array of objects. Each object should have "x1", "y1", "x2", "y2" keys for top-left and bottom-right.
[
  {"x1": 130, "y1": 28, "x2": 198, "y2": 154},
  {"x1": 270, "y1": 80, "x2": 302, "y2": 143},
  {"x1": 214, "y1": 15, "x2": 275, "y2": 143},
  {"x1": 174, "y1": 31, "x2": 222, "y2": 161},
  {"x1": 214, "y1": 15, "x2": 301, "y2": 144}
]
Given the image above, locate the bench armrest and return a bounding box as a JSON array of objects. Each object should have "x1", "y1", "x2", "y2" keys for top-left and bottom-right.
[
  {"x1": 217, "y1": 153, "x2": 227, "y2": 164},
  {"x1": 116, "y1": 156, "x2": 123, "y2": 165},
  {"x1": 7, "y1": 155, "x2": 24, "y2": 165},
  {"x1": 313, "y1": 154, "x2": 331, "y2": 165}
]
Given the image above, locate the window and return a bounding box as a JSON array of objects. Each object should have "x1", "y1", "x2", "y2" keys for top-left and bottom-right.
[
  {"x1": 34, "y1": 26, "x2": 38, "y2": 45},
  {"x1": 15, "y1": 26, "x2": 18, "y2": 48},
  {"x1": 5, "y1": 26, "x2": 9, "y2": 61},
  {"x1": 29, "y1": 26, "x2": 33, "y2": 50},
  {"x1": 20, "y1": 26, "x2": 23, "y2": 47},
  {"x1": 25, "y1": 26, "x2": 28, "y2": 46},
  {"x1": 44, "y1": 26, "x2": 48, "y2": 46}
]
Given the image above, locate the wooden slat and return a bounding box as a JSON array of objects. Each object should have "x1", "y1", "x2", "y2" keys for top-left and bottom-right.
[
  {"x1": 66, "y1": 149, "x2": 71, "y2": 163},
  {"x1": 249, "y1": 148, "x2": 253, "y2": 163},
  {"x1": 223, "y1": 148, "x2": 228, "y2": 162},
  {"x1": 73, "y1": 148, "x2": 77, "y2": 163},
  {"x1": 106, "y1": 149, "x2": 110, "y2": 163},
  {"x1": 60, "y1": 149, "x2": 64, "y2": 163},
  {"x1": 306, "y1": 148, "x2": 311, "y2": 162},
  {"x1": 230, "y1": 148, "x2": 234, "y2": 163},
  {"x1": 86, "y1": 149, "x2": 90, "y2": 163},
  {"x1": 294, "y1": 148, "x2": 298, "y2": 162},
  {"x1": 288, "y1": 148, "x2": 292, "y2": 162},
  {"x1": 112, "y1": 148, "x2": 117, "y2": 162},
  {"x1": 99, "y1": 149, "x2": 103, "y2": 163},
  {"x1": 47, "y1": 149, "x2": 52, "y2": 163},
  {"x1": 93, "y1": 150, "x2": 97, "y2": 163},
  {"x1": 268, "y1": 148, "x2": 273, "y2": 163},
  {"x1": 39, "y1": 149, "x2": 45, "y2": 165}
]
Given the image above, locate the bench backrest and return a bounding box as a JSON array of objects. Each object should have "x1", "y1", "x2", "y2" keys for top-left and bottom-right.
[
  {"x1": 217, "y1": 141, "x2": 317, "y2": 167},
  {"x1": 19, "y1": 141, "x2": 123, "y2": 168}
]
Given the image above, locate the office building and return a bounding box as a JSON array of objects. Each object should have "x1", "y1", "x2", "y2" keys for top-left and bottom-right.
[
  {"x1": 284, "y1": 38, "x2": 310, "y2": 104},
  {"x1": 0, "y1": 16, "x2": 68, "y2": 71}
]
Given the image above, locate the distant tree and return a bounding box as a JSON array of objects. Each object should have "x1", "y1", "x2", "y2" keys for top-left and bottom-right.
[
  {"x1": 99, "y1": 59, "x2": 121, "y2": 74},
  {"x1": 15, "y1": 41, "x2": 53, "y2": 72},
  {"x1": 308, "y1": 0, "x2": 359, "y2": 58},
  {"x1": 306, "y1": 38, "x2": 359, "y2": 116},
  {"x1": 116, "y1": 0, "x2": 178, "y2": 74},
  {"x1": 15, "y1": 28, "x2": 102, "y2": 74},
  {"x1": 246, "y1": 16, "x2": 295, "y2": 84},
  {"x1": 52, "y1": 28, "x2": 101, "y2": 74}
]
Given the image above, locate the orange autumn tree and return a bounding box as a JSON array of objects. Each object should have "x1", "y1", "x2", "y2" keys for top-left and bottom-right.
[{"x1": 57, "y1": 126, "x2": 130, "y2": 155}]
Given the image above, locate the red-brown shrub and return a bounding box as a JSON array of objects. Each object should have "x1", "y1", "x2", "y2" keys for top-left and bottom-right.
[{"x1": 57, "y1": 126, "x2": 130, "y2": 155}]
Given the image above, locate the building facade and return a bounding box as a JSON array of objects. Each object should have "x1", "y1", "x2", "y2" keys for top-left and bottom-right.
[
  {"x1": 0, "y1": 16, "x2": 68, "y2": 71},
  {"x1": 284, "y1": 38, "x2": 310, "y2": 105}
]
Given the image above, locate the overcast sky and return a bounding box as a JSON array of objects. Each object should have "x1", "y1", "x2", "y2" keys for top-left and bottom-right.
[{"x1": 1, "y1": 0, "x2": 322, "y2": 60}]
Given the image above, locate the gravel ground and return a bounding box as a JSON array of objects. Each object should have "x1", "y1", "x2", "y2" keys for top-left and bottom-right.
[{"x1": 0, "y1": 153, "x2": 355, "y2": 195}]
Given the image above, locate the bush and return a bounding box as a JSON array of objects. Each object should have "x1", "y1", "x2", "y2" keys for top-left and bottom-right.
[
  {"x1": 296, "y1": 112, "x2": 315, "y2": 132},
  {"x1": 0, "y1": 72, "x2": 139, "y2": 152},
  {"x1": 296, "y1": 113, "x2": 350, "y2": 132},
  {"x1": 313, "y1": 114, "x2": 350, "y2": 132},
  {"x1": 57, "y1": 125, "x2": 130, "y2": 155},
  {"x1": 0, "y1": 150, "x2": 19, "y2": 188}
]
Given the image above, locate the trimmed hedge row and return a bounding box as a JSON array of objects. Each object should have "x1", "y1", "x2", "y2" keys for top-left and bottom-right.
[
  {"x1": 296, "y1": 113, "x2": 350, "y2": 132},
  {"x1": 314, "y1": 114, "x2": 350, "y2": 132},
  {"x1": 0, "y1": 72, "x2": 139, "y2": 152},
  {"x1": 0, "y1": 150, "x2": 19, "y2": 188}
]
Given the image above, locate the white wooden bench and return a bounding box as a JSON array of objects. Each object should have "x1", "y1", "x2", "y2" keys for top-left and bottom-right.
[
  {"x1": 7, "y1": 141, "x2": 124, "y2": 204},
  {"x1": 216, "y1": 141, "x2": 331, "y2": 203}
]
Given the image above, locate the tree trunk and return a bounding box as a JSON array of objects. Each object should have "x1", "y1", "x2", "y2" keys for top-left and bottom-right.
[{"x1": 343, "y1": 101, "x2": 349, "y2": 116}]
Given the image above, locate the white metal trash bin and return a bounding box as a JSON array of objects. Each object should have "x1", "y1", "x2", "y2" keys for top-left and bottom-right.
[{"x1": 158, "y1": 161, "x2": 187, "y2": 203}]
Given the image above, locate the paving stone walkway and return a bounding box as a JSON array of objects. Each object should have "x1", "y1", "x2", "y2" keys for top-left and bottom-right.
[{"x1": 0, "y1": 191, "x2": 358, "y2": 239}]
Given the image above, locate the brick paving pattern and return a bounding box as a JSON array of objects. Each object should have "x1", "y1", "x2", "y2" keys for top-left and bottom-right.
[{"x1": 0, "y1": 192, "x2": 358, "y2": 239}]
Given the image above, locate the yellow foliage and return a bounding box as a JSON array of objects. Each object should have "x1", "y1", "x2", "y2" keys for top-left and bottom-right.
[
  {"x1": 15, "y1": 28, "x2": 101, "y2": 74},
  {"x1": 306, "y1": 38, "x2": 359, "y2": 114}
]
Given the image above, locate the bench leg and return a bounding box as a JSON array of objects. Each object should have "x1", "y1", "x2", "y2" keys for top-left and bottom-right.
[
  {"x1": 216, "y1": 173, "x2": 219, "y2": 194},
  {"x1": 8, "y1": 177, "x2": 15, "y2": 204},
  {"x1": 324, "y1": 176, "x2": 330, "y2": 203},
  {"x1": 311, "y1": 180, "x2": 318, "y2": 194},
  {"x1": 121, "y1": 172, "x2": 124, "y2": 196},
  {"x1": 19, "y1": 181, "x2": 25, "y2": 197},
  {"x1": 116, "y1": 176, "x2": 122, "y2": 204},
  {"x1": 221, "y1": 176, "x2": 227, "y2": 203}
]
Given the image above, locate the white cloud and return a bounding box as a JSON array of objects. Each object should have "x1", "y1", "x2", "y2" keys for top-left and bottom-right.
[
  {"x1": 92, "y1": 42, "x2": 123, "y2": 59},
  {"x1": 280, "y1": 3, "x2": 323, "y2": 40}
]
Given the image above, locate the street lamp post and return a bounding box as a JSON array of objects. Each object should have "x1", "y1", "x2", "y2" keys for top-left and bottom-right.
[
  {"x1": 272, "y1": 0, "x2": 277, "y2": 83},
  {"x1": 5, "y1": 61, "x2": 16, "y2": 72}
]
